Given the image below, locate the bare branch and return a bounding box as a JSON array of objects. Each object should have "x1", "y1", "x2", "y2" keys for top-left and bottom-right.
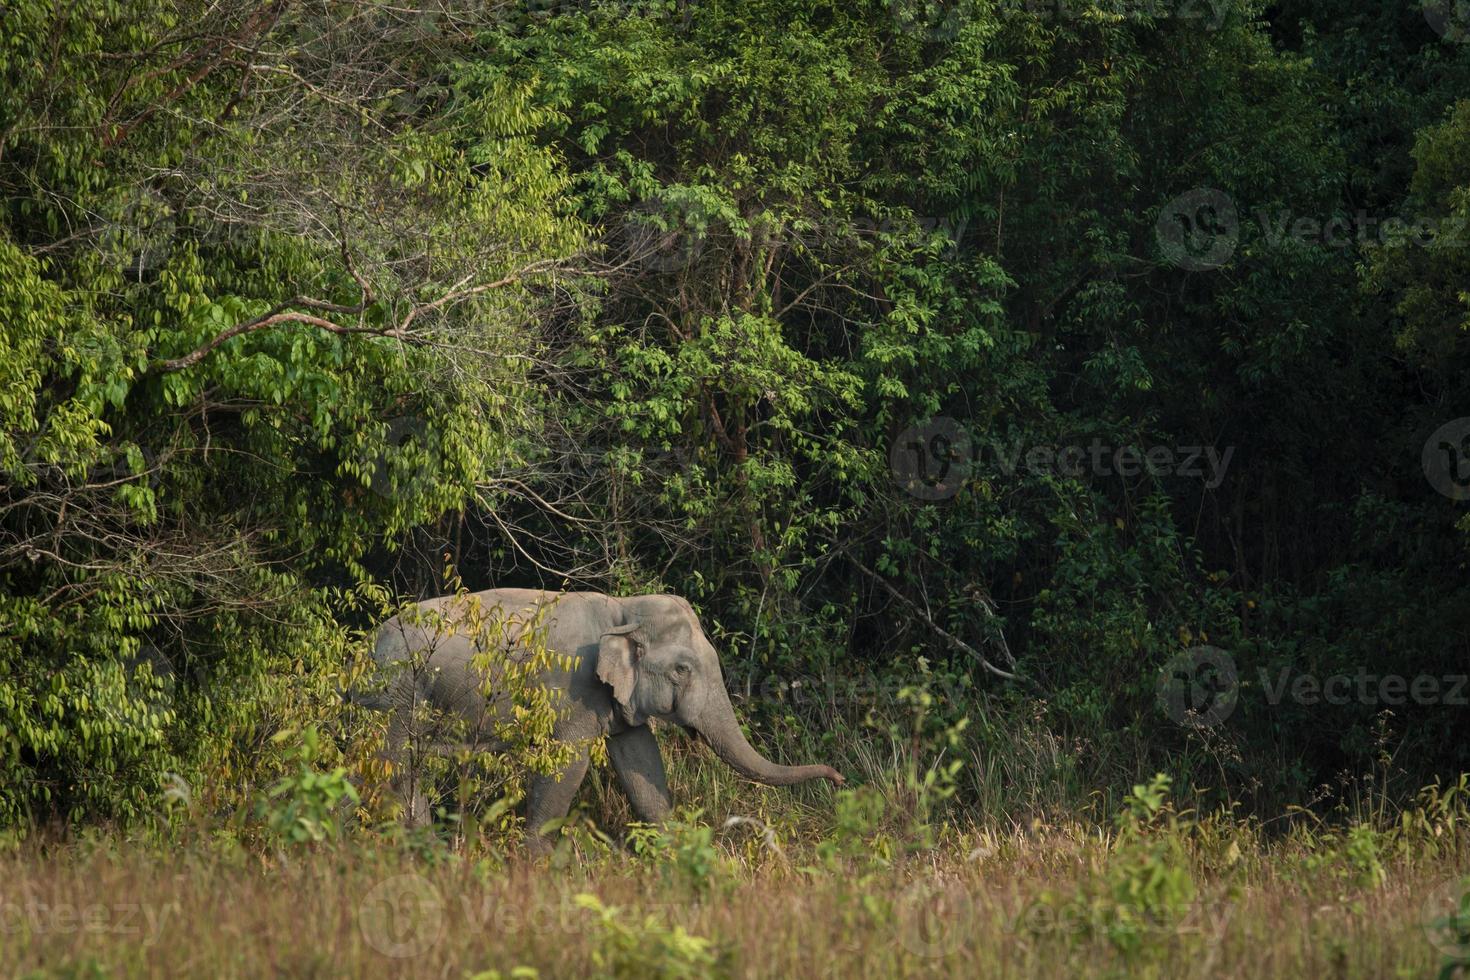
[{"x1": 846, "y1": 556, "x2": 1020, "y2": 683}]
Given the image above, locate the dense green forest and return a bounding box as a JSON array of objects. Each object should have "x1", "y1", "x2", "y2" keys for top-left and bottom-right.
[{"x1": 3, "y1": 0, "x2": 1468, "y2": 834}]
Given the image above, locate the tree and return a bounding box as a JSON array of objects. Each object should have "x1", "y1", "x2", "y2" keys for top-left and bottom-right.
[{"x1": 0, "y1": 0, "x2": 584, "y2": 823}]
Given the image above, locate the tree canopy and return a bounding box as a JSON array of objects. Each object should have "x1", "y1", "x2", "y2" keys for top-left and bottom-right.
[{"x1": 2, "y1": 0, "x2": 1468, "y2": 826}]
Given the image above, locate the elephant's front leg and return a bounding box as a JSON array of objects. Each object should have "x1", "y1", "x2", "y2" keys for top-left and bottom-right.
[
  {"x1": 608, "y1": 725, "x2": 672, "y2": 825},
  {"x1": 524, "y1": 746, "x2": 590, "y2": 853}
]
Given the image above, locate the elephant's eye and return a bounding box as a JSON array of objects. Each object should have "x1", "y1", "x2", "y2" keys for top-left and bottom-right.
[{"x1": 674, "y1": 663, "x2": 691, "y2": 677}]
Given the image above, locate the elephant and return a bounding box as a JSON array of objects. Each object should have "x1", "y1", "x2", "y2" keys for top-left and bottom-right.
[{"x1": 365, "y1": 588, "x2": 843, "y2": 847}]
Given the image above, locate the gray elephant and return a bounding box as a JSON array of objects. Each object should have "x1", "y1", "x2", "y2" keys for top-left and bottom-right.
[{"x1": 366, "y1": 588, "x2": 843, "y2": 846}]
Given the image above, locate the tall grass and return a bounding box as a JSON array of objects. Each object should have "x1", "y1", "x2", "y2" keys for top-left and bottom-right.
[
  {"x1": 5, "y1": 745, "x2": 1470, "y2": 979},
  {"x1": 3, "y1": 790, "x2": 1466, "y2": 979},
  {"x1": 5, "y1": 675, "x2": 1468, "y2": 978}
]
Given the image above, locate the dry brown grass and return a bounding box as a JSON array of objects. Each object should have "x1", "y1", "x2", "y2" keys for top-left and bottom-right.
[{"x1": 2, "y1": 812, "x2": 1464, "y2": 979}]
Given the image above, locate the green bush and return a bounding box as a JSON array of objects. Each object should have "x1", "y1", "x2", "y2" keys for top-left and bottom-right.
[{"x1": 257, "y1": 727, "x2": 359, "y2": 847}]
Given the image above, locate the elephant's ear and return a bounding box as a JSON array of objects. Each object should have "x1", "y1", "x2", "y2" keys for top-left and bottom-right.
[{"x1": 597, "y1": 622, "x2": 641, "y2": 709}]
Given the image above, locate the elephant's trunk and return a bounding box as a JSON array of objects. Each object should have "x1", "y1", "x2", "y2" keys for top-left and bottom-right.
[{"x1": 695, "y1": 691, "x2": 844, "y2": 787}]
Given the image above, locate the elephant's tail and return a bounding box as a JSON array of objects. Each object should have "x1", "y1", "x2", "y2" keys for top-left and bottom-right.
[
  {"x1": 343, "y1": 685, "x2": 393, "y2": 712},
  {"x1": 341, "y1": 624, "x2": 411, "y2": 712}
]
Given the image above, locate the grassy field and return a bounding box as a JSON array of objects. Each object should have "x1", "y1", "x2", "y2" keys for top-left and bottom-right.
[
  {"x1": 1, "y1": 819, "x2": 1464, "y2": 978},
  {"x1": 4, "y1": 760, "x2": 1469, "y2": 979}
]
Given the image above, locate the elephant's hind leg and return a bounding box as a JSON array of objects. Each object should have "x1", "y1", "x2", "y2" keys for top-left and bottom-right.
[
  {"x1": 390, "y1": 764, "x2": 433, "y2": 828},
  {"x1": 524, "y1": 747, "x2": 591, "y2": 852}
]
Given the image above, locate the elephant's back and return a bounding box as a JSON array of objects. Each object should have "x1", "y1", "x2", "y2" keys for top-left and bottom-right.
[
  {"x1": 375, "y1": 590, "x2": 538, "y2": 661},
  {"x1": 373, "y1": 589, "x2": 621, "y2": 662},
  {"x1": 366, "y1": 589, "x2": 610, "y2": 727}
]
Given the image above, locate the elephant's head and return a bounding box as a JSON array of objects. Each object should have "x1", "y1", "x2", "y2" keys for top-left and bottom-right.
[{"x1": 596, "y1": 595, "x2": 844, "y2": 787}]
